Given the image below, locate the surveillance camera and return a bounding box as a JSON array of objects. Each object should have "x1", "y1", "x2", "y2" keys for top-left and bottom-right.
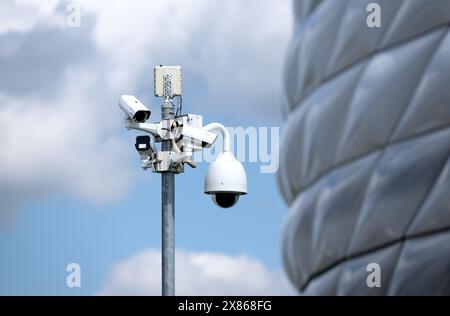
[
  {"x1": 204, "y1": 152, "x2": 247, "y2": 208},
  {"x1": 135, "y1": 135, "x2": 156, "y2": 170},
  {"x1": 119, "y1": 95, "x2": 151, "y2": 123},
  {"x1": 176, "y1": 125, "x2": 217, "y2": 150},
  {"x1": 135, "y1": 135, "x2": 154, "y2": 153},
  {"x1": 172, "y1": 116, "x2": 217, "y2": 151}
]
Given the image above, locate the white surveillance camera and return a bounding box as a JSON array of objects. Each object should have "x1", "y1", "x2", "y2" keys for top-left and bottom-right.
[
  {"x1": 204, "y1": 152, "x2": 247, "y2": 208},
  {"x1": 172, "y1": 115, "x2": 218, "y2": 151},
  {"x1": 119, "y1": 95, "x2": 151, "y2": 123},
  {"x1": 176, "y1": 125, "x2": 217, "y2": 150}
]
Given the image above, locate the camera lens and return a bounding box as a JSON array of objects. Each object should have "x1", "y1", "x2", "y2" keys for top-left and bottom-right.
[
  {"x1": 134, "y1": 110, "x2": 150, "y2": 123},
  {"x1": 213, "y1": 193, "x2": 239, "y2": 208}
]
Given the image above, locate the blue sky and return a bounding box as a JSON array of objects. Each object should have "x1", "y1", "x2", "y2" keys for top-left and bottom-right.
[
  {"x1": 0, "y1": 163, "x2": 287, "y2": 295},
  {"x1": 0, "y1": 0, "x2": 294, "y2": 295}
]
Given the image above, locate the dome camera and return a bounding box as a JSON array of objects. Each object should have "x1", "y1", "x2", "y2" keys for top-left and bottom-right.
[{"x1": 204, "y1": 152, "x2": 247, "y2": 208}]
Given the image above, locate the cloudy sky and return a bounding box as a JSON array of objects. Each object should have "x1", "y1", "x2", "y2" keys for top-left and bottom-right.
[{"x1": 0, "y1": 0, "x2": 294, "y2": 295}]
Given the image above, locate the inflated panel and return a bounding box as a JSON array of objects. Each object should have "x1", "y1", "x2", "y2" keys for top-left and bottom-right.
[{"x1": 281, "y1": 0, "x2": 450, "y2": 295}]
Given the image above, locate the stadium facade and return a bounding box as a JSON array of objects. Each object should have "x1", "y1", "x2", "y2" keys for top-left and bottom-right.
[{"x1": 279, "y1": 0, "x2": 450, "y2": 295}]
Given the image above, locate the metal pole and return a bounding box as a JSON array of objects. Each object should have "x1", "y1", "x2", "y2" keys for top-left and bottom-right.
[{"x1": 161, "y1": 93, "x2": 175, "y2": 295}]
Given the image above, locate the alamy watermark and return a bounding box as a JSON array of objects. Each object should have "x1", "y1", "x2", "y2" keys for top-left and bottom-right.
[
  {"x1": 192, "y1": 126, "x2": 280, "y2": 174},
  {"x1": 66, "y1": 263, "x2": 81, "y2": 288},
  {"x1": 366, "y1": 263, "x2": 381, "y2": 288},
  {"x1": 66, "y1": 2, "x2": 82, "y2": 28},
  {"x1": 366, "y1": 2, "x2": 381, "y2": 28}
]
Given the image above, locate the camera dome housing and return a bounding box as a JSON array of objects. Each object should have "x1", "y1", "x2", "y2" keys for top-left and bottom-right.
[{"x1": 204, "y1": 152, "x2": 247, "y2": 208}]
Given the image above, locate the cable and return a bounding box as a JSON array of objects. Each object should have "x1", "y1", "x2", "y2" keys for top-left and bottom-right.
[{"x1": 175, "y1": 95, "x2": 183, "y2": 117}]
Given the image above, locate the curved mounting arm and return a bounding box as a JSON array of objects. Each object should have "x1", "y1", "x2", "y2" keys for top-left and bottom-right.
[
  {"x1": 124, "y1": 115, "x2": 160, "y2": 137},
  {"x1": 203, "y1": 123, "x2": 231, "y2": 152}
]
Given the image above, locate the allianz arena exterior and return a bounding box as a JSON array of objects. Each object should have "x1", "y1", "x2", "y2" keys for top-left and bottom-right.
[{"x1": 279, "y1": 0, "x2": 450, "y2": 295}]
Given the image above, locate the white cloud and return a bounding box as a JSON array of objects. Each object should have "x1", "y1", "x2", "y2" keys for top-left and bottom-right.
[
  {"x1": 0, "y1": 0, "x2": 60, "y2": 34},
  {"x1": 98, "y1": 248, "x2": 295, "y2": 296},
  {"x1": 0, "y1": 0, "x2": 292, "y2": 219},
  {"x1": 75, "y1": 0, "x2": 293, "y2": 118},
  {"x1": 0, "y1": 70, "x2": 135, "y2": 224}
]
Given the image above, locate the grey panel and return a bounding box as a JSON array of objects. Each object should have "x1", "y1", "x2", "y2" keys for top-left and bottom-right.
[
  {"x1": 335, "y1": 28, "x2": 445, "y2": 163},
  {"x1": 303, "y1": 264, "x2": 342, "y2": 296},
  {"x1": 281, "y1": 63, "x2": 366, "y2": 201},
  {"x1": 379, "y1": 0, "x2": 450, "y2": 48},
  {"x1": 388, "y1": 232, "x2": 450, "y2": 295},
  {"x1": 348, "y1": 129, "x2": 450, "y2": 254},
  {"x1": 283, "y1": 180, "x2": 322, "y2": 288},
  {"x1": 407, "y1": 155, "x2": 450, "y2": 236},
  {"x1": 279, "y1": 101, "x2": 310, "y2": 203},
  {"x1": 281, "y1": 0, "x2": 450, "y2": 295},
  {"x1": 310, "y1": 153, "x2": 379, "y2": 273},
  {"x1": 326, "y1": 0, "x2": 402, "y2": 76},
  {"x1": 283, "y1": 34, "x2": 303, "y2": 114},
  {"x1": 293, "y1": 0, "x2": 324, "y2": 24},
  {"x1": 300, "y1": 63, "x2": 366, "y2": 186},
  {"x1": 337, "y1": 243, "x2": 401, "y2": 296},
  {"x1": 287, "y1": 0, "x2": 348, "y2": 108},
  {"x1": 392, "y1": 29, "x2": 450, "y2": 140}
]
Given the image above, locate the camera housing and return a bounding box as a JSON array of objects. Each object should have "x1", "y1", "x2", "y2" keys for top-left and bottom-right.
[
  {"x1": 204, "y1": 152, "x2": 247, "y2": 208},
  {"x1": 135, "y1": 135, "x2": 153, "y2": 153},
  {"x1": 175, "y1": 125, "x2": 217, "y2": 150},
  {"x1": 135, "y1": 135, "x2": 156, "y2": 170},
  {"x1": 119, "y1": 95, "x2": 151, "y2": 123}
]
